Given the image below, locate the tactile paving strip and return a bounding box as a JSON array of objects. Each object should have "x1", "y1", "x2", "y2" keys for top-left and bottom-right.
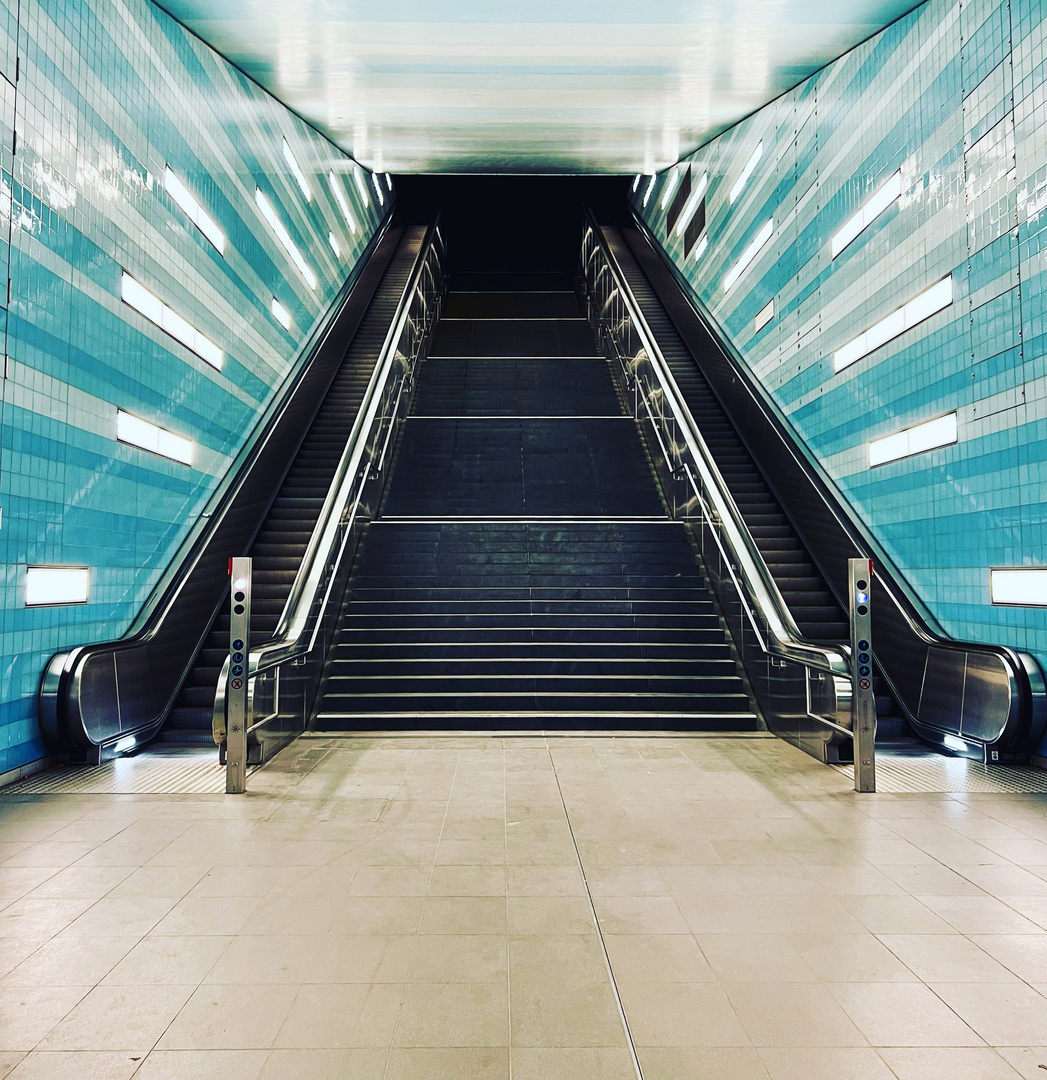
[
  {"x1": 834, "y1": 751, "x2": 1047, "y2": 794},
  {"x1": 10, "y1": 748, "x2": 227, "y2": 795}
]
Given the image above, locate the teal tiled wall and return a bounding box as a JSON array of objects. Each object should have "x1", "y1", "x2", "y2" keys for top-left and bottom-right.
[
  {"x1": 0, "y1": 0, "x2": 390, "y2": 773},
  {"x1": 633, "y1": 0, "x2": 1047, "y2": 753}
]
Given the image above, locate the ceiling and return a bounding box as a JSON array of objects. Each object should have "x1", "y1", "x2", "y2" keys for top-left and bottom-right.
[{"x1": 158, "y1": 0, "x2": 922, "y2": 175}]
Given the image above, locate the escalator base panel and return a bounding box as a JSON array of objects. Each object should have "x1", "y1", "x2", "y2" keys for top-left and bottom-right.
[{"x1": 832, "y1": 751, "x2": 1047, "y2": 794}]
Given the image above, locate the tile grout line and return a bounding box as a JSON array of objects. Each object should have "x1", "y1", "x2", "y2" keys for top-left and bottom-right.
[{"x1": 544, "y1": 738, "x2": 645, "y2": 1080}]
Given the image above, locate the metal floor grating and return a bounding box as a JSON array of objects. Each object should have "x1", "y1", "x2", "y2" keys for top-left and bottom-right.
[
  {"x1": 834, "y1": 750, "x2": 1047, "y2": 793},
  {"x1": 10, "y1": 748, "x2": 227, "y2": 795}
]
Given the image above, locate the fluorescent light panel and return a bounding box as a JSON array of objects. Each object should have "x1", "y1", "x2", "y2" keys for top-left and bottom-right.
[
  {"x1": 121, "y1": 273, "x2": 222, "y2": 369},
  {"x1": 991, "y1": 569, "x2": 1047, "y2": 606},
  {"x1": 385, "y1": 173, "x2": 393, "y2": 190},
  {"x1": 164, "y1": 167, "x2": 225, "y2": 255},
  {"x1": 869, "y1": 412, "x2": 957, "y2": 467},
  {"x1": 660, "y1": 167, "x2": 683, "y2": 210},
  {"x1": 329, "y1": 173, "x2": 357, "y2": 234},
  {"x1": 117, "y1": 409, "x2": 192, "y2": 465},
  {"x1": 642, "y1": 175, "x2": 656, "y2": 208},
  {"x1": 271, "y1": 297, "x2": 291, "y2": 330},
  {"x1": 282, "y1": 138, "x2": 312, "y2": 201},
  {"x1": 832, "y1": 170, "x2": 903, "y2": 259},
  {"x1": 754, "y1": 299, "x2": 774, "y2": 332},
  {"x1": 834, "y1": 276, "x2": 953, "y2": 373},
  {"x1": 674, "y1": 173, "x2": 708, "y2": 237},
  {"x1": 693, "y1": 235, "x2": 708, "y2": 262},
  {"x1": 632, "y1": 174, "x2": 642, "y2": 192},
  {"x1": 329, "y1": 232, "x2": 341, "y2": 257},
  {"x1": 723, "y1": 219, "x2": 773, "y2": 292},
  {"x1": 371, "y1": 171, "x2": 385, "y2": 205},
  {"x1": 730, "y1": 142, "x2": 763, "y2": 204},
  {"x1": 26, "y1": 566, "x2": 89, "y2": 606},
  {"x1": 254, "y1": 188, "x2": 317, "y2": 290},
  {"x1": 353, "y1": 166, "x2": 369, "y2": 208}
]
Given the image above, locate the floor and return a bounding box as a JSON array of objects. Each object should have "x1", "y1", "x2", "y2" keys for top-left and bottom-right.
[{"x1": 0, "y1": 734, "x2": 1046, "y2": 1079}]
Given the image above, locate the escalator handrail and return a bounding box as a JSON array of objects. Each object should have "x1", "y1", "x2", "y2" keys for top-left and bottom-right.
[
  {"x1": 583, "y1": 209, "x2": 850, "y2": 680},
  {"x1": 625, "y1": 208, "x2": 1046, "y2": 752},
  {"x1": 221, "y1": 214, "x2": 444, "y2": 699},
  {"x1": 38, "y1": 209, "x2": 397, "y2": 751}
]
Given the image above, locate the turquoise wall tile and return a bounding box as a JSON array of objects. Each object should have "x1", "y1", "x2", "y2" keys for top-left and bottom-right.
[
  {"x1": 0, "y1": 0, "x2": 390, "y2": 772},
  {"x1": 632, "y1": 0, "x2": 1047, "y2": 755}
]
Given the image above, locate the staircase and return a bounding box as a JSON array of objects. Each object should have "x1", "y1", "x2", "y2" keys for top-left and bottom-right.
[{"x1": 315, "y1": 270, "x2": 757, "y2": 730}]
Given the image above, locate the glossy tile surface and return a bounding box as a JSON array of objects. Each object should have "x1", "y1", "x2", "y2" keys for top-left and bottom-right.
[
  {"x1": 633, "y1": 0, "x2": 1047, "y2": 759},
  {"x1": 0, "y1": 732, "x2": 1046, "y2": 1076}
]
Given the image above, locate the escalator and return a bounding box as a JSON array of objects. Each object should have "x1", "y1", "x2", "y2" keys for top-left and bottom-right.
[
  {"x1": 601, "y1": 230, "x2": 911, "y2": 745},
  {"x1": 160, "y1": 227, "x2": 426, "y2": 745},
  {"x1": 313, "y1": 271, "x2": 758, "y2": 728}
]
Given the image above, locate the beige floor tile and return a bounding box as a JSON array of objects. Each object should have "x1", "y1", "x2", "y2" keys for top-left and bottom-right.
[
  {"x1": 506, "y1": 865, "x2": 586, "y2": 896},
  {"x1": 38, "y1": 984, "x2": 194, "y2": 1051},
  {"x1": 105, "y1": 867, "x2": 207, "y2": 900},
  {"x1": 409, "y1": 935, "x2": 506, "y2": 982},
  {"x1": 674, "y1": 894, "x2": 777, "y2": 933},
  {"x1": 384, "y1": 1047, "x2": 506, "y2": 1078},
  {"x1": 0, "y1": 898, "x2": 96, "y2": 938},
  {"x1": 327, "y1": 896, "x2": 425, "y2": 935},
  {"x1": 133, "y1": 1049, "x2": 267, "y2": 1080},
  {"x1": 62, "y1": 898, "x2": 175, "y2": 938},
  {"x1": 186, "y1": 867, "x2": 291, "y2": 898},
  {"x1": 753, "y1": 894, "x2": 867, "y2": 934},
  {"x1": 969, "y1": 934, "x2": 1047, "y2": 984},
  {"x1": 995, "y1": 1047, "x2": 1047, "y2": 1078},
  {"x1": 919, "y1": 895, "x2": 1044, "y2": 934},
  {"x1": 838, "y1": 895, "x2": 955, "y2": 934},
  {"x1": 604, "y1": 933, "x2": 715, "y2": 983},
  {"x1": 426, "y1": 865, "x2": 505, "y2": 896},
  {"x1": 25, "y1": 867, "x2": 132, "y2": 901},
  {"x1": 274, "y1": 983, "x2": 402, "y2": 1048},
  {"x1": 594, "y1": 895, "x2": 689, "y2": 934},
  {"x1": 101, "y1": 936, "x2": 230, "y2": 986},
  {"x1": 929, "y1": 982, "x2": 1047, "y2": 1046},
  {"x1": 637, "y1": 1046, "x2": 770, "y2": 1079},
  {"x1": 619, "y1": 981, "x2": 750, "y2": 1047},
  {"x1": 827, "y1": 982, "x2": 983, "y2": 1046},
  {"x1": 259, "y1": 1048, "x2": 387, "y2": 1079},
  {"x1": 148, "y1": 897, "x2": 259, "y2": 937},
  {"x1": 757, "y1": 1047, "x2": 895, "y2": 1079},
  {"x1": 510, "y1": 976, "x2": 624, "y2": 1047},
  {"x1": 6, "y1": 1051, "x2": 145, "y2": 1079},
  {"x1": 878, "y1": 933, "x2": 1021, "y2": 982},
  {"x1": 394, "y1": 982, "x2": 507, "y2": 1047},
  {"x1": 420, "y1": 895, "x2": 506, "y2": 934},
  {"x1": 155, "y1": 984, "x2": 299, "y2": 1050},
  {"x1": 789, "y1": 933, "x2": 918, "y2": 982},
  {"x1": 0, "y1": 939, "x2": 48, "y2": 980},
  {"x1": 435, "y1": 840, "x2": 506, "y2": 865},
  {"x1": 508, "y1": 895, "x2": 594, "y2": 934},
  {"x1": 640, "y1": 839, "x2": 723, "y2": 866},
  {"x1": 697, "y1": 934, "x2": 818, "y2": 983},
  {"x1": 584, "y1": 866, "x2": 668, "y2": 896},
  {"x1": 724, "y1": 982, "x2": 866, "y2": 1047},
  {"x1": 0, "y1": 985, "x2": 90, "y2": 1050},
  {"x1": 878, "y1": 1046, "x2": 1025, "y2": 1078},
  {"x1": 2, "y1": 936, "x2": 136, "y2": 986},
  {"x1": 512, "y1": 1047, "x2": 634, "y2": 1080}
]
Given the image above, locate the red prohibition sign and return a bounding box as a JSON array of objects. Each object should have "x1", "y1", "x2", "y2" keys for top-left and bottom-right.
[
  {"x1": 231, "y1": 678, "x2": 243, "y2": 690},
  {"x1": 858, "y1": 678, "x2": 871, "y2": 691}
]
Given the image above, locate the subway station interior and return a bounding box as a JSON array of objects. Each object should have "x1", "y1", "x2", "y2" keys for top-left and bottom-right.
[{"x1": 2, "y1": 0, "x2": 1047, "y2": 1075}]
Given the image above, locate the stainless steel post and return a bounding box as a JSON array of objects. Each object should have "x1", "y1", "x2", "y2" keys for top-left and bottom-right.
[
  {"x1": 849, "y1": 557, "x2": 876, "y2": 793},
  {"x1": 226, "y1": 556, "x2": 252, "y2": 794}
]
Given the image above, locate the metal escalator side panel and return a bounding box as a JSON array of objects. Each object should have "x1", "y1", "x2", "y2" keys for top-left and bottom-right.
[
  {"x1": 620, "y1": 216, "x2": 1046, "y2": 757},
  {"x1": 39, "y1": 222, "x2": 404, "y2": 757}
]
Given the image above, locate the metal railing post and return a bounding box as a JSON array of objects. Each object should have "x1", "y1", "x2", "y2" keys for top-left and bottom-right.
[
  {"x1": 849, "y1": 558, "x2": 876, "y2": 792},
  {"x1": 226, "y1": 557, "x2": 252, "y2": 794}
]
